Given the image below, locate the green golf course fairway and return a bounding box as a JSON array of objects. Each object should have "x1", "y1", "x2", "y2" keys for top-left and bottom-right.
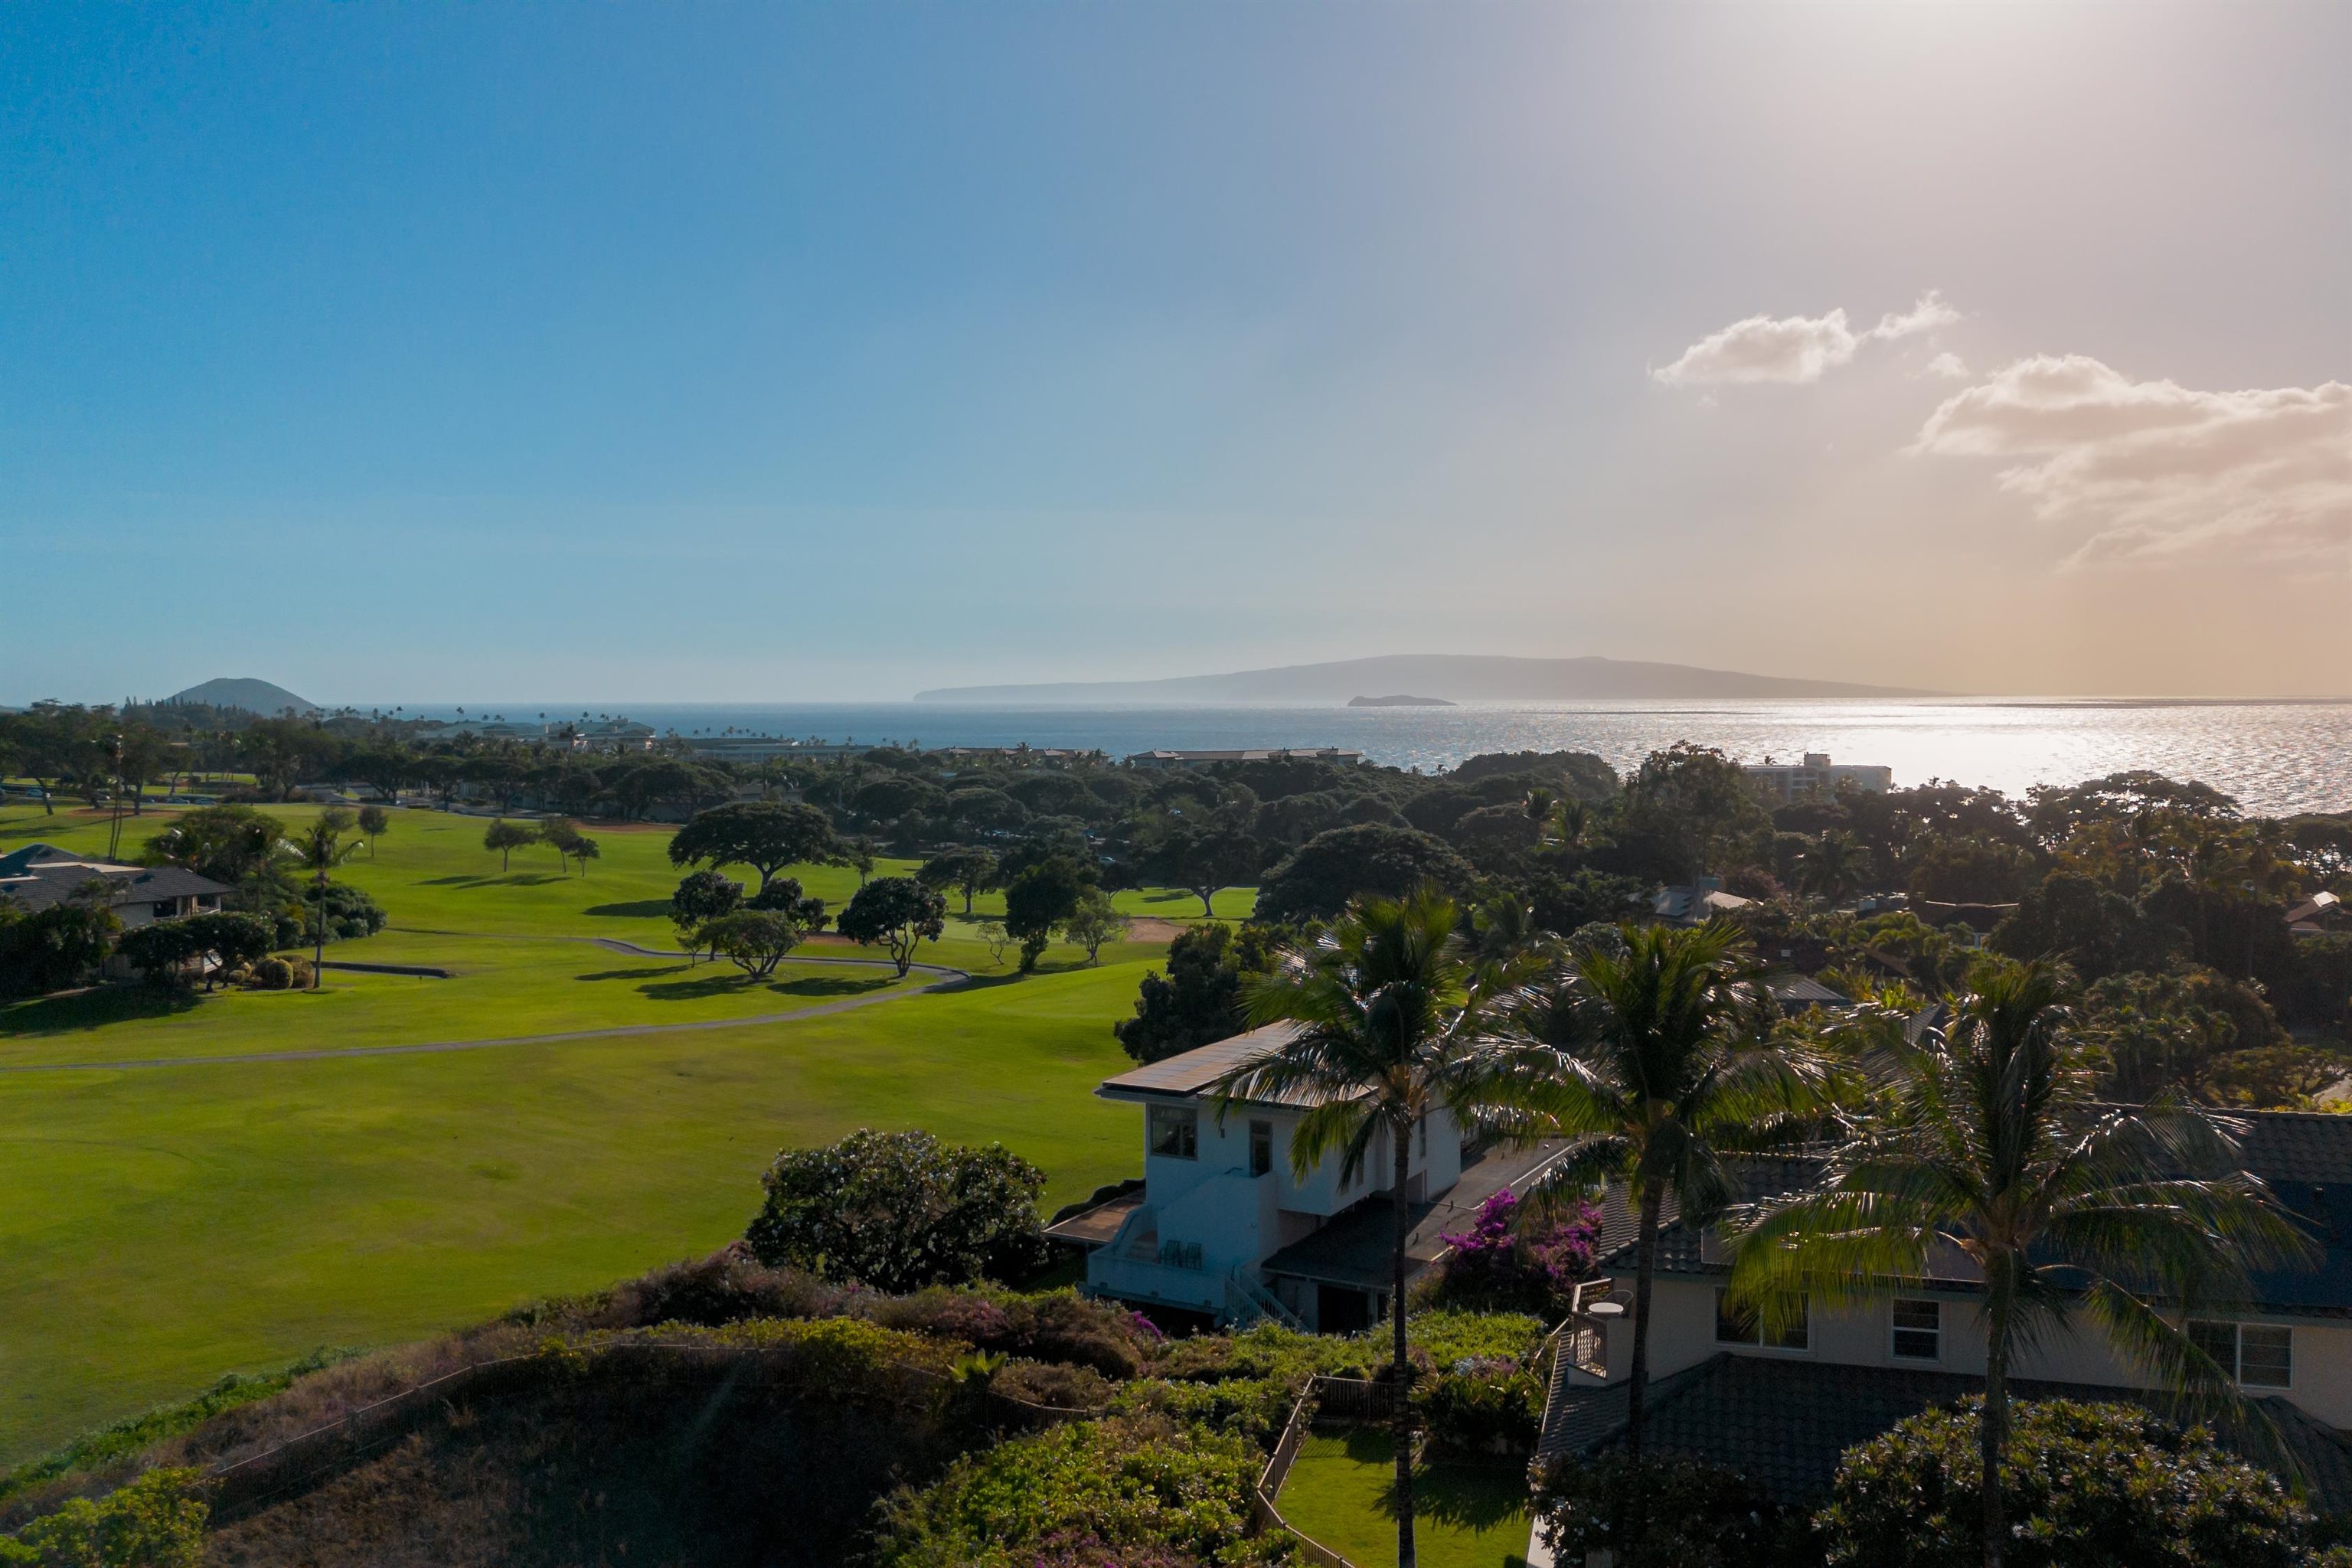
[{"x1": 0, "y1": 801, "x2": 1214, "y2": 1465}]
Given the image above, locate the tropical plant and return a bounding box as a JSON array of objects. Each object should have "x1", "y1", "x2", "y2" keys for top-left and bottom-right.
[
  {"x1": 918, "y1": 847, "x2": 1000, "y2": 916},
  {"x1": 667, "y1": 801, "x2": 841, "y2": 892},
  {"x1": 694, "y1": 910, "x2": 805, "y2": 978},
  {"x1": 835, "y1": 876, "x2": 948, "y2": 977},
  {"x1": 356, "y1": 804, "x2": 390, "y2": 856},
  {"x1": 1816, "y1": 1397, "x2": 2316, "y2": 1568},
  {"x1": 1728, "y1": 961, "x2": 2312, "y2": 1568},
  {"x1": 482, "y1": 818, "x2": 536, "y2": 872},
  {"x1": 745, "y1": 1128, "x2": 1048, "y2": 1292},
  {"x1": 668, "y1": 869, "x2": 744, "y2": 962},
  {"x1": 1060, "y1": 889, "x2": 1132, "y2": 965},
  {"x1": 1212, "y1": 887, "x2": 1534, "y2": 1568},
  {"x1": 287, "y1": 808, "x2": 360, "y2": 988},
  {"x1": 1797, "y1": 830, "x2": 1870, "y2": 903},
  {"x1": 1517, "y1": 920, "x2": 1814, "y2": 1491}
]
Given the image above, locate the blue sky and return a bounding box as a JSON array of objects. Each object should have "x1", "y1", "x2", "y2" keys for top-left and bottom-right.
[{"x1": 5, "y1": 3, "x2": 2346, "y2": 704}]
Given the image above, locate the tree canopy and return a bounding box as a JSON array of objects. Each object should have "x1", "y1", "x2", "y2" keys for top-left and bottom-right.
[
  {"x1": 834, "y1": 877, "x2": 947, "y2": 977},
  {"x1": 743, "y1": 1128, "x2": 1048, "y2": 1292},
  {"x1": 668, "y1": 802, "x2": 841, "y2": 890}
]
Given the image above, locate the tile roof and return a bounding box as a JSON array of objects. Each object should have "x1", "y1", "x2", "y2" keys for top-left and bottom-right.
[{"x1": 1545, "y1": 1351, "x2": 2352, "y2": 1513}]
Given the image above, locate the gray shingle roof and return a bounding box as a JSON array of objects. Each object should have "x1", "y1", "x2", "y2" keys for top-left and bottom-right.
[
  {"x1": 1545, "y1": 1351, "x2": 2352, "y2": 1513},
  {"x1": 1610, "y1": 1121, "x2": 2352, "y2": 1315}
]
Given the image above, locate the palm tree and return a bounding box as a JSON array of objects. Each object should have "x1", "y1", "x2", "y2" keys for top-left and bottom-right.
[
  {"x1": 1518, "y1": 921, "x2": 1814, "y2": 1472},
  {"x1": 1796, "y1": 829, "x2": 1869, "y2": 903},
  {"x1": 1728, "y1": 961, "x2": 2311, "y2": 1568},
  {"x1": 1214, "y1": 887, "x2": 1537, "y2": 1568},
  {"x1": 288, "y1": 808, "x2": 360, "y2": 990}
]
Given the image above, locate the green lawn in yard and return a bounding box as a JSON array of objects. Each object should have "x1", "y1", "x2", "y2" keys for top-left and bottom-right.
[
  {"x1": 0, "y1": 959, "x2": 1149, "y2": 1465},
  {"x1": 1276, "y1": 1432, "x2": 1533, "y2": 1568}
]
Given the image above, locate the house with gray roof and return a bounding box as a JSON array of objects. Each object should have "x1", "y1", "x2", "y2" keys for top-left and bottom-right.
[
  {"x1": 0, "y1": 844, "x2": 232, "y2": 927},
  {"x1": 1047, "y1": 1021, "x2": 1570, "y2": 1332},
  {"x1": 1540, "y1": 1112, "x2": 2352, "y2": 1512}
]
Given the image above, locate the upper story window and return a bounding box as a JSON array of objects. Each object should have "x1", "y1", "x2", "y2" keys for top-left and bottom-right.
[
  {"x1": 1250, "y1": 1120, "x2": 1273, "y2": 1178},
  {"x1": 1148, "y1": 1105, "x2": 1198, "y2": 1161},
  {"x1": 1891, "y1": 1298, "x2": 1942, "y2": 1361},
  {"x1": 2189, "y1": 1320, "x2": 2292, "y2": 1389},
  {"x1": 1416, "y1": 1116, "x2": 1428, "y2": 1160},
  {"x1": 1715, "y1": 1289, "x2": 1809, "y2": 1351}
]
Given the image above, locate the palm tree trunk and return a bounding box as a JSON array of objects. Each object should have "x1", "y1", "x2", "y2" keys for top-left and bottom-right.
[
  {"x1": 1626, "y1": 1181, "x2": 1664, "y2": 1459},
  {"x1": 1981, "y1": 1263, "x2": 2011, "y2": 1568},
  {"x1": 1391, "y1": 1125, "x2": 1417, "y2": 1568},
  {"x1": 312, "y1": 873, "x2": 326, "y2": 990}
]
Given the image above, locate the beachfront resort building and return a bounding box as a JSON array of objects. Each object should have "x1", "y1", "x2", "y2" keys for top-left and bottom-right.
[
  {"x1": 1125, "y1": 748, "x2": 1364, "y2": 771},
  {"x1": 1740, "y1": 753, "x2": 1893, "y2": 804}
]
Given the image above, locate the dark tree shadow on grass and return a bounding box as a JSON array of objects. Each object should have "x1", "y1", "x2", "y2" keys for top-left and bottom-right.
[
  {"x1": 0, "y1": 985, "x2": 203, "y2": 1037},
  {"x1": 583, "y1": 900, "x2": 674, "y2": 919},
  {"x1": 576, "y1": 964, "x2": 694, "y2": 983},
  {"x1": 766, "y1": 975, "x2": 891, "y2": 998},
  {"x1": 636, "y1": 971, "x2": 769, "y2": 1002}
]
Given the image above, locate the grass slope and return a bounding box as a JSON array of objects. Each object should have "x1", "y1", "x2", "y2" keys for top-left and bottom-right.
[
  {"x1": 1276, "y1": 1432, "x2": 1533, "y2": 1568},
  {"x1": 0, "y1": 802, "x2": 1217, "y2": 1464}
]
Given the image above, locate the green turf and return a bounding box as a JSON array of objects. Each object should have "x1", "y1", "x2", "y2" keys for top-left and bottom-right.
[
  {"x1": 0, "y1": 961, "x2": 1149, "y2": 1465},
  {"x1": 1276, "y1": 1432, "x2": 1533, "y2": 1568},
  {"x1": 0, "y1": 800, "x2": 1230, "y2": 1465}
]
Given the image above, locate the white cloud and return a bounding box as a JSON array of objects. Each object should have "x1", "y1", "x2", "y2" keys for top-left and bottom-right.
[
  {"x1": 1917, "y1": 351, "x2": 1971, "y2": 381},
  {"x1": 1866, "y1": 290, "x2": 1960, "y2": 343},
  {"x1": 1651, "y1": 308, "x2": 1859, "y2": 387},
  {"x1": 1653, "y1": 291, "x2": 1956, "y2": 387},
  {"x1": 1911, "y1": 354, "x2": 2352, "y2": 564}
]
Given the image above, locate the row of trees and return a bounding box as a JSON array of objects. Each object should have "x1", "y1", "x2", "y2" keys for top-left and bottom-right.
[{"x1": 1214, "y1": 889, "x2": 2308, "y2": 1568}]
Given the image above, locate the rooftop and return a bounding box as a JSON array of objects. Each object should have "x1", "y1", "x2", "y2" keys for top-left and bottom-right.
[
  {"x1": 1258, "y1": 1137, "x2": 1573, "y2": 1292},
  {"x1": 1095, "y1": 1024, "x2": 1330, "y2": 1107}
]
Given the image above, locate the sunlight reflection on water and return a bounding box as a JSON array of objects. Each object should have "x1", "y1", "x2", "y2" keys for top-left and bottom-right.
[{"x1": 420, "y1": 699, "x2": 2352, "y2": 814}]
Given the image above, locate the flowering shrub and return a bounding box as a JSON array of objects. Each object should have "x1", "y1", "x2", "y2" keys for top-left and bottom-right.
[
  {"x1": 1432, "y1": 1190, "x2": 1599, "y2": 1314},
  {"x1": 1817, "y1": 1399, "x2": 2314, "y2": 1568},
  {"x1": 871, "y1": 1413, "x2": 1287, "y2": 1568},
  {"x1": 1108, "y1": 1377, "x2": 1297, "y2": 1446}
]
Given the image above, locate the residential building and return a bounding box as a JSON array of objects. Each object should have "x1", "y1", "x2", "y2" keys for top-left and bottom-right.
[
  {"x1": 1741, "y1": 753, "x2": 1893, "y2": 805},
  {"x1": 1651, "y1": 875, "x2": 1753, "y2": 926},
  {"x1": 0, "y1": 844, "x2": 230, "y2": 928},
  {"x1": 1048, "y1": 1023, "x2": 1567, "y2": 1331},
  {"x1": 1541, "y1": 1113, "x2": 2352, "y2": 1510},
  {"x1": 1125, "y1": 748, "x2": 1364, "y2": 771}
]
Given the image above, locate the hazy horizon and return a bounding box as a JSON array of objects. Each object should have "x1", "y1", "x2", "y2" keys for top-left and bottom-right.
[{"x1": 5, "y1": 3, "x2": 2346, "y2": 704}]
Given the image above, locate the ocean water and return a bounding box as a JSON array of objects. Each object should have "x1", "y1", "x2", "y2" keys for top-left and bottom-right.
[{"x1": 400, "y1": 700, "x2": 2352, "y2": 815}]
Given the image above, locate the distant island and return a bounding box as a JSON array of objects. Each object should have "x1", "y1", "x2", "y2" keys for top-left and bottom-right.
[
  {"x1": 165, "y1": 677, "x2": 318, "y2": 714},
  {"x1": 1348, "y1": 694, "x2": 1455, "y2": 707},
  {"x1": 916, "y1": 654, "x2": 1942, "y2": 704}
]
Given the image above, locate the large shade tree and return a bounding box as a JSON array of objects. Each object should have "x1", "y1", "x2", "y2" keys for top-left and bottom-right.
[
  {"x1": 668, "y1": 802, "x2": 842, "y2": 892},
  {"x1": 835, "y1": 876, "x2": 947, "y2": 977},
  {"x1": 1214, "y1": 888, "x2": 1538, "y2": 1568},
  {"x1": 1728, "y1": 962, "x2": 2311, "y2": 1568}
]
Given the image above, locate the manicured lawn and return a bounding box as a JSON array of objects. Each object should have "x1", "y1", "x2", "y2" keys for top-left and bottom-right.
[
  {"x1": 0, "y1": 937, "x2": 928, "y2": 1067},
  {"x1": 0, "y1": 960, "x2": 1150, "y2": 1465},
  {"x1": 1277, "y1": 1432, "x2": 1533, "y2": 1568},
  {"x1": 0, "y1": 800, "x2": 1225, "y2": 1465}
]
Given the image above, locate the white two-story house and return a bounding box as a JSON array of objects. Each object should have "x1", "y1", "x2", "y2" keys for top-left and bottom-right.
[{"x1": 1047, "y1": 1022, "x2": 1567, "y2": 1332}]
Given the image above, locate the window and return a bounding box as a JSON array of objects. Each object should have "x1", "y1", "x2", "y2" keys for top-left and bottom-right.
[
  {"x1": 1250, "y1": 1120, "x2": 1273, "y2": 1178},
  {"x1": 1715, "y1": 1289, "x2": 1810, "y2": 1351},
  {"x1": 1416, "y1": 1117, "x2": 1428, "y2": 1159},
  {"x1": 1891, "y1": 1298, "x2": 1942, "y2": 1361},
  {"x1": 2190, "y1": 1320, "x2": 2292, "y2": 1389},
  {"x1": 1148, "y1": 1105, "x2": 1197, "y2": 1161}
]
